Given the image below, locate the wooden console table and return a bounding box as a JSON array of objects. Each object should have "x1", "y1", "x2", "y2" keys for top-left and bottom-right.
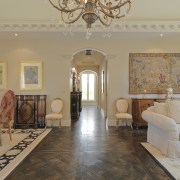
[
  {"x1": 14, "y1": 95, "x2": 46, "y2": 128},
  {"x1": 132, "y1": 98, "x2": 165, "y2": 129}
]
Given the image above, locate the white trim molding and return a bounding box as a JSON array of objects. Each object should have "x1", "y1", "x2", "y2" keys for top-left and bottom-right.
[{"x1": 0, "y1": 21, "x2": 180, "y2": 32}]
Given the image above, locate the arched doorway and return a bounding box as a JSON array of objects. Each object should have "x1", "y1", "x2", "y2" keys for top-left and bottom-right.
[{"x1": 71, "y1": 48, "x2": 108, "y2": 119}]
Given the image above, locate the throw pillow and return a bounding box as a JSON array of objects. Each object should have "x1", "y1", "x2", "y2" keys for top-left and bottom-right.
[
  {"x1": 167, "y1": 100, "x2": 180, "y2": 123},
  {"x1": 154, "y1": 102, "x2": 168, "y2": 117}
]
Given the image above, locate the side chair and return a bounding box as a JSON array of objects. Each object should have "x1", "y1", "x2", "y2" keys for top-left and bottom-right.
[
  {"x1": 115, "y1": 98, "x2": 133, "y2": 130},
  {"x1": 45, "y1": 98, "x2": 63, "y2": 128}
]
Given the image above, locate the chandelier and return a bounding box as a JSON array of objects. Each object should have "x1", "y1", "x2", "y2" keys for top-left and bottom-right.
[{"x1": 49, "y1": 0, "x2": 131, "y2": 29}]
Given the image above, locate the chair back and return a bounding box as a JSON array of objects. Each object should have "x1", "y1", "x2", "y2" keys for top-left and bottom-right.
[
  {"x1": 0, "y1": 90, "x2": 15, "y2": 127},
  {"x1": 51, "y1": 98, "x2": 63, "y2": 113},
  {"x1": 116, "y1": 98, "x2": 128, "y2": 113}
]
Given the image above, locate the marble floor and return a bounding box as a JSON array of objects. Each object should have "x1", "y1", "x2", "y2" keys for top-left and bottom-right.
[{"x1": 6, "y1": 106, "x2": 172, "y2": 180}]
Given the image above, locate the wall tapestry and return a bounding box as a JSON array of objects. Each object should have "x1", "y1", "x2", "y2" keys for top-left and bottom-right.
[{"x1": 129, "y1": 53, "x2": 180, "y2": 94}]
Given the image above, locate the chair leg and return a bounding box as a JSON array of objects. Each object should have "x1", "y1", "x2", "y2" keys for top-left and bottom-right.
[
  {"x1": 51, "y1": 120, "x2": 53, "y2": 128},
  {"x1": 45, "y1": 119, "x2": 47, "y2": 129},
  {"x1": 59, "y1": 119, "x2": 61, "y2": 128},
  {"x1": 9, "y1": 121, "x2": 12, "y2": 141},
  {"x1": 116, "y1": 119, "x2": 119, "y2": 130},
  {"x1": 0, "y1": 124, "x2": 2, "y2": 146},
  {"x1": 130, "y1": 124, "x2": 133, "y2": 130},
  {"x1": 130, "y1": 120, "x2": 133, "y2": 130}
]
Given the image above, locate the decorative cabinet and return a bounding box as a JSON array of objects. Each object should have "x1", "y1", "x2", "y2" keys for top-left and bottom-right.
[
  {"x1": 132, "y1": 98, "x2": 164, "y2": 129},
  {"x1": 14, "y1": 95, "x2": 46, "y2": 128},
  {"x1": 71, "y1": 92, "x2": 82, "y2": 120},
  {"x1": 79, "y1": 91, "x2": 82, "y2": 112}
]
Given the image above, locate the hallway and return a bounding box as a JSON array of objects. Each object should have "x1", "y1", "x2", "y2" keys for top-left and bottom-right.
[{"x1": 6, "y1": 106, "x2": 171, "y2": 180}]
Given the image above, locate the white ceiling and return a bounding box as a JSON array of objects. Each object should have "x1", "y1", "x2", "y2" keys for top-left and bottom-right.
[
  {"x1": 0, "y1": 0, "x2": 180, "y2": 21},
  {"x1": 0, "y1": 0, "x2": 180, "y2": 39}
]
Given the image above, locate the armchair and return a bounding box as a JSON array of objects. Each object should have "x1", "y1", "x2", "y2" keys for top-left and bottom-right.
[{"x1": 0, "y1": 90, "x2": 15, "y2": 146}]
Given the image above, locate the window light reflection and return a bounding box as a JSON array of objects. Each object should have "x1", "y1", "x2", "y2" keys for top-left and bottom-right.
[{"x1": 81, "y1": 118, "x2": 94, "y2": 135}]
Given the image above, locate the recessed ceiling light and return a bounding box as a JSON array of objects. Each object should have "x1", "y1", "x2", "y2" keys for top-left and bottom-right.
[{"x1": 160, "y1": 33, "x2": 163, "y2": 37}]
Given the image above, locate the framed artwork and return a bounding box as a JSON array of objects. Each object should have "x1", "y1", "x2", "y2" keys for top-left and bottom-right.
[
  {"x1": 20, "y1": 62, "x2": 42, "y2": 90},
  {"x1": 129, "y1": 53, "x2": 180, "y2": 94},
  {"x1": 0, "y1": 62, "x2": 7, "y2": 89}
]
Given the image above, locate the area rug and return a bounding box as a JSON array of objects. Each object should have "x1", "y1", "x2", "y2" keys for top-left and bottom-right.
[
  {"x1": 0, "y1": 128, "x2": 51, "y2": 179},
  {"x1": 141, "y1": 142, "x2": 180, "y2": 180}
]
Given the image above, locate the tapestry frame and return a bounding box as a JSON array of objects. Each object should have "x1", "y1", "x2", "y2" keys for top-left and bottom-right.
[{"x1": 129, "y1": 53, "x2": 180, "y2": 94}]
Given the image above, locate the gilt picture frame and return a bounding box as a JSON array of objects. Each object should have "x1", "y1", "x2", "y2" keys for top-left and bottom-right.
[
  {"x1": 0, "y1": 62, "x2": 7, "y2": 89},
  {"x1": 20, "y1": 62, "x2": 42, "y2": 90},
  {"x1": 129, "y1": 53, "x2": 180, "y2": 94}
]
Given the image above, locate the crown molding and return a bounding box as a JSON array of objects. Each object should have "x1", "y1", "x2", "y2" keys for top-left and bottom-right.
[{"x1": 0, "y1": 20, "x2": 180, "y2": 32}]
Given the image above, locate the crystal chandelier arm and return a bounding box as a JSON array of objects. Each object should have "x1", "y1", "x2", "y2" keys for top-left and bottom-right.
[
  {"x1": 61, "y1": 9, "x2": 84, "y2": 23},
  {"x1": 97, "y1": 0, "x2": 131, "y2": 11},
  {"x1": 49, "y1": 0, "x2": 84, "y2": 13},
  {"x1": 98, "y1": 14, "x2": 113, "y2": 26},
  {"x1": 98, "y1": 6, "x2": 125, "y2": 19}
]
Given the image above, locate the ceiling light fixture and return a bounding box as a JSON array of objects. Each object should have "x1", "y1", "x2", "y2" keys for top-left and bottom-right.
[{"x1": 48, "y1": 0, "x2": 131, "y2": 29}]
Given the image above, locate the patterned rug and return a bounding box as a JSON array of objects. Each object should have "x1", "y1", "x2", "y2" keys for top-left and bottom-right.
[
  {"x1": 141, "y1": 142, "x2": 180, "y2": 180},
  {"x1": 0, "y1": 128, "x2": 51, "y2": 179}
]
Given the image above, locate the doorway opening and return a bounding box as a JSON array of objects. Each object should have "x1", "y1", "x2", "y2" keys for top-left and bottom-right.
[
  {"x1": 71, "y1": 48, "x2": 107, "y2": 119},
  {"x1": 80, "y1": 71, "x2": 97, "y2": 106}
]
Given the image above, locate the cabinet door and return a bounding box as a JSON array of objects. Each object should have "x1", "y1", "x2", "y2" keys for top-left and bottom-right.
[
  {"x1": 71, "y1": 93, "x2": 80, "y2": 120},
  {"x1": 37, "y1": 95, "x2": 46, "y2": 128}
]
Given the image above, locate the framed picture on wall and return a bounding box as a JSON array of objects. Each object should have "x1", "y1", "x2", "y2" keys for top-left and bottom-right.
[
  {"x1": 20, "y1": 61, "x2": 42, "y2": 90},
  {"x1": 0, "y1": 62, "x2": 7, "y2": 89}
]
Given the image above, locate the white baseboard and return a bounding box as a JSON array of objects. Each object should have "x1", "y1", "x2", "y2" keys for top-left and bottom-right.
[
  {"x1": 46, "y1": 119, "x2": 71, "y2": 127},
  {"x1": 107, "y1": 118, "x2": 132, "y2": 127},
  {"x1": 107, "y1": 118, "x2": 116, "y2": 126},
  {"x1": 61, "y1": 119, "x2": 71, "y2": 126}
]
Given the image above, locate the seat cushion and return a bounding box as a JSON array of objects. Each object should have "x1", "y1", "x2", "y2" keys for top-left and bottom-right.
[
  {"x1": 46, "y1": 113, "x2": 62, "y2": 119},
  {"x1": 116, "y1": 113, "x2": 132, "y2": 119}
]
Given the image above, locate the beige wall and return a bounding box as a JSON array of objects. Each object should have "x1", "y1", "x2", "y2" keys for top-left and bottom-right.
[
  {"x1": 99, "y1": 58, "x2": 107, "y2": 117},
  {"x1": 1, "y1": 37, "x2": 180, "y2": 126}
]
